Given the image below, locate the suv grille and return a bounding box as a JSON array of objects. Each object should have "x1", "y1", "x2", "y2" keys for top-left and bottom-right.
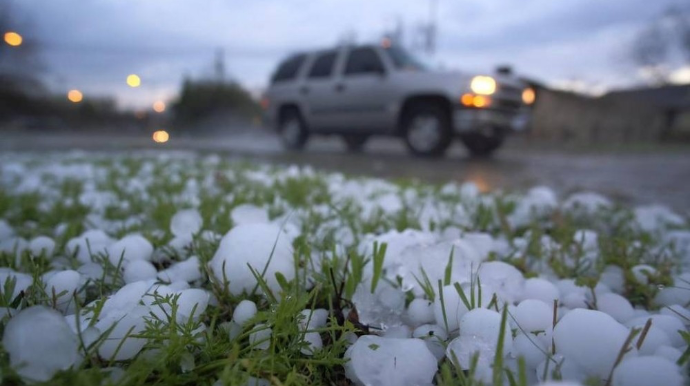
[
  {"x1": 496, "y1": 84, "x2": 523, "y2": 111},
  {"x1": 496, "y1": 99, "x2": 522, "y2": 111},
  {"x1": 498, "y1": 84, "x2": 522, "y2": 100}
]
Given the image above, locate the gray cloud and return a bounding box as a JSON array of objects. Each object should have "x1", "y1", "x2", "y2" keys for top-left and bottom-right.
[{"x1": 9, "y1": 0, "x2": 682, "y2": 107}]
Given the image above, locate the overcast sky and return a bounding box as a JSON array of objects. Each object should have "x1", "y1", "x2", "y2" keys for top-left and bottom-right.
[{"x1": 9, "y1": 0, "x2": 687, "y2": 108}]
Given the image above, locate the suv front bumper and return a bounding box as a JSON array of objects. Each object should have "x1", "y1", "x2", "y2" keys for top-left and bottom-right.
[{"x1": 453, "y1": 107, "x2": 530, "y2": 134}]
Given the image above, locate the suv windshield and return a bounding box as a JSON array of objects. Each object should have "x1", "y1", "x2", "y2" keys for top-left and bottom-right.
[
  {"x1": 271, "y1": 54, "x2": 307, "y2": 83},
  {"x1": 384, "y1": 46, "x2": 428, "y2": 71}
]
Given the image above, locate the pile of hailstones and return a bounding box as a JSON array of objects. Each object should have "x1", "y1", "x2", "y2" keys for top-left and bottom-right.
[{"x1": 0, "y1": 159, "x2": 689, "y2": 386}]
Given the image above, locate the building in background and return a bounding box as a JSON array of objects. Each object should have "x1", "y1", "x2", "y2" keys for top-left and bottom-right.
[
  {"x1": 524, "y1": 83, "x2": 690, "y2": 144},
  {"x1": 602, "y1": 85, "x2": 690, "y2": 141}
]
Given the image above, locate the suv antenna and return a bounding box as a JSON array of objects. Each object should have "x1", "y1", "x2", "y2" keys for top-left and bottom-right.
[{"x1": 426, "y1": 0, "x2": 438, "y2": 54}]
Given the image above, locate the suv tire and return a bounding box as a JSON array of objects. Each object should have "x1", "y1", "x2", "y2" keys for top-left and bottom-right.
[
  {"x1": 459, "y1": 132, "x2": 504, "y2": 157},
  {"x1": 402, "y1": 102, "x2": 452, "y2": 157},
  {"x1": 278, "y1": 108, "x2": 309, "y2": 150},
  {"x1": 342, "y1": 135, "x2": 369, "y2": 152}
]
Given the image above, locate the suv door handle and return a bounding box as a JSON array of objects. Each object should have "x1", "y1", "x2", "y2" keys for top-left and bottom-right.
[
  {"x1": 299, "y1": 86, "x2": 310, "y2": 95},
  {"x1": 334, "y1": 83, "x2": 345, "y2": 92}
]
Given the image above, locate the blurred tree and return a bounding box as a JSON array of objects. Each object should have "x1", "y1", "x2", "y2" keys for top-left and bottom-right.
[
  {"x1": 675, "y1": 10, "x2": 690, "y2": 61},
  {"x1": 172, "y1": 78, "x2": 261, "y2": 127},
  {"x1": 631, "y1": 25, "x2": 670, "y2": 84},
  {"x1": 0, "y1": 2, "x2": 48, "y2": 126},
  {"x1": 0, "y1": 2, "x2": 44, "y2": 93},
  {"x1": 0, "y1": 3, "x2": 129, "y2": 130},
  {"x1": 631, "y1": 6, "x2": 690, "y2": 85}
]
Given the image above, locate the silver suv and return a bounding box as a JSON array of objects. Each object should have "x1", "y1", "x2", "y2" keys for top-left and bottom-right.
[{"x1": 263, "y1": 43, "x2": 534, "y2": 157}]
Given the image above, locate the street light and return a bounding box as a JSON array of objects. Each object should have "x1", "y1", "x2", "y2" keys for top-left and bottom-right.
[
  {"x1": 67, "y1": 90, "x2": 83, "y2": 103},
  {"x1": 152, "y1": 101, "x2": 166, "y2": 113},
  {"x1": 126, "y1": 74, "x2": 141, "y2": 88},
  {"x1": 4, "y1": 32, "x2": 22, "y2": 47}
]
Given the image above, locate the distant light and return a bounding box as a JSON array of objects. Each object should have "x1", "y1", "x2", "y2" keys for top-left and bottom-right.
[
  {"x1": 260, "y1": 97, "x2": 270, "y2": 110},
  {"x1": 4, "y1": 32, "x2": 22, "y2": 47},
  {"x1": 152, "y1": 101, "x2": 166, "y2": 113},
  {"x1": 381, "y1": 37, "x2": 392, "y2": 49},
  {"x1": 152, "y1": 130, "x2": 169, "y2": 143},
  {"x1": 67, "y1": 89, "x2": 83, "y2": 103},
  {"x1": 127, "y1": 74, "x2": 141, "y2": 88},
  {"x1": 522, "y1": 88, "x2": 536, "y2": 105}
]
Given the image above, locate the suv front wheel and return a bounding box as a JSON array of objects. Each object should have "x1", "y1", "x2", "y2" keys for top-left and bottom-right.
[
  {"x1": 402, "y1": 103, "x2": 452, "y2": 157},
  {"x1": 278, "y1": 108, "x2": 309, "y2": 150}
]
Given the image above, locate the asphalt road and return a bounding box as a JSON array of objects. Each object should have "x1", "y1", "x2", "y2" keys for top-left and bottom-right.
[{"x1": 2, "y1": 129, "x2": 689, "y2": 213}]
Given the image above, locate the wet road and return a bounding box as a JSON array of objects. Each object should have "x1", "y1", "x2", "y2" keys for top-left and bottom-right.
[{"x1": 2, "y1": 130, "x2": 689, "y2": 212}]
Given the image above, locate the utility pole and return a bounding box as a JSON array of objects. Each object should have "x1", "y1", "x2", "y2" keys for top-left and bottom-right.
[
  {"x1": 412, "y1": 0, "x2": 438, "y2": 55},
  {"x1": 426, "y1": 0, "x2": 438, "y2": 55},
  {"x1": 382, "y1": 16, "x2": 404, "y2": 46},
  {"x1": 392, "y1": 17, "x2": 404, "y2": 46},
  {"x1": 214, "y1": 48, "x2": 225, "y2": 84}
]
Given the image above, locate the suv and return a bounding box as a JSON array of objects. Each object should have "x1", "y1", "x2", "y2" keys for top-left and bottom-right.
[{"x1": 263, "y1": 43, "x2": 534, "y2": 157}]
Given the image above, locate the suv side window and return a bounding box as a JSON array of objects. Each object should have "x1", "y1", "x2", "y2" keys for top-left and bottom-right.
[
  {"x1": 271, "y1": 54, "x2": 307, "y2": 83},
  {"x1": 344, "y1": 48, "x2": 384, "y2": 76},
  {"x1": 308, "y1": 51, "x2": 337, "y2": 79}
]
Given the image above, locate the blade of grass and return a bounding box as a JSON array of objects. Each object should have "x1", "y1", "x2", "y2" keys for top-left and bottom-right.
[
  {"x1": 443, "y1": 246, "x2": 454, "y2": 286},
  {"x1": 370, "y1": 241, "x2": 387, "y2": 293}
]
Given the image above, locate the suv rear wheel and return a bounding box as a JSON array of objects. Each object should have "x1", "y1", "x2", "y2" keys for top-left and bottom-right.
[
  {"x1": 459, "y1": 131, "x2": 504, "y2": 157},
  {"x1": 278, "y1": 108, "x2": 309, "y2": 150},
  {"x1": 402, "y1": 103, "x2": 452, "y2": 157},
  {"x1": 342, "y1": 135, "x2": 369, "y2": 152}
]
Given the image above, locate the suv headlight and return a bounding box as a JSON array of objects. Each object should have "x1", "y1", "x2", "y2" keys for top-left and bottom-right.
[{"x1": 470, "y1": 76, "x2": 496, "y2": 95}]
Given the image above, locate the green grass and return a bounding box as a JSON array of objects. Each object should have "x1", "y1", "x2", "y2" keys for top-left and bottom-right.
[{"x1": 0, "y1": 152, "x2": 687, "y2": 385}]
